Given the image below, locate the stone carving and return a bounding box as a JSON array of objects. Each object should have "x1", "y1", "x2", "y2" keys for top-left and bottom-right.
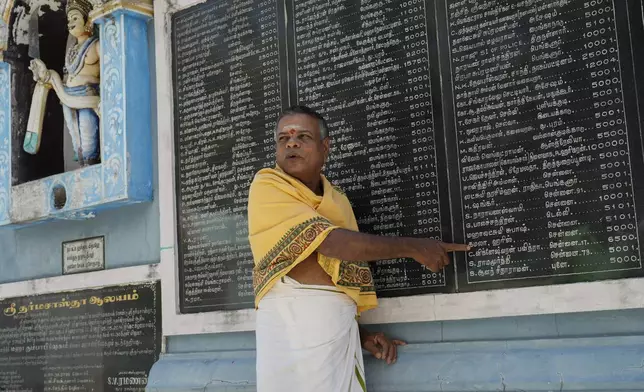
[
  {"x1": 0, "y1": 0, "x2": 12, "y2": 54},
  {"x1": 101, "y1": 18, "x2": 125, "y2": 198},
  {"x1": 25, "y1": 0, "x2": 101, "y2": 167}
]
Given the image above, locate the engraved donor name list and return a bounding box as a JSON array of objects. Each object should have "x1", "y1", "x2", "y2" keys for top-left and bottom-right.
[
  {"x1": 172, "y1": 0, "x2": 285, "y2": 312},
  {"x1": 293, "y1": 0, "x2": 448, "y2": 297},
  {"x1": 447, "y1": 0, "x2": 644, "y2": 288},
  {"x1": 172, "y1": 0, "x2": 644, "y2": 310},
  {"x1": 0, "y1": 282, "x2": 161, "y2": 392}
]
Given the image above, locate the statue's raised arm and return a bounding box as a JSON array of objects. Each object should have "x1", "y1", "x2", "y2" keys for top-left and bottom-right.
[
  {"x1": 28, "y1": 59, "x2": 100, "y2": 110},
  {"x1": 25, "y1": 0, "x2": 102, "y2": 167}
]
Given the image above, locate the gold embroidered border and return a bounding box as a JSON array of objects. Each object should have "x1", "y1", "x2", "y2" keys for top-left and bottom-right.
[
  {"x1": 337, "y1": 261, "x2": 375, "y2": 293},
  {"x1": 253, "y1": 217, "x2": 332, "y2": 296}
]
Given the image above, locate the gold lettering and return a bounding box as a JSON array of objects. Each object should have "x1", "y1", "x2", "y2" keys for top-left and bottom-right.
[{"x1": 3, "y1": 303, "x2": 16, "y2": 317}]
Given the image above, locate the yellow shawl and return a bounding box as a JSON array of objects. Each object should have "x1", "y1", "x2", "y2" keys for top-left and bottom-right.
[{"x1": 248, "y1": 167, "x2": 378, "y2": 313}]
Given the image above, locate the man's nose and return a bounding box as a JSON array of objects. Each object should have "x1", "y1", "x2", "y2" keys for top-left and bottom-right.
[{"x1": 285, "y1": 136, "x2": 300, "y2": 148}]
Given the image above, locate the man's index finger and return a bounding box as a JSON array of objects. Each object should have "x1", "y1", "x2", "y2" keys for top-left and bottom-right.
[{"x1": 442, "y1": 242, "x2": 471, "y2": 252}]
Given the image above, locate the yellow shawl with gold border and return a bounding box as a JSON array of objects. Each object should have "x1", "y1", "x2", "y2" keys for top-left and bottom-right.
[{"x1": 248, "y1": 167, "x2": 378, "y2": 313}]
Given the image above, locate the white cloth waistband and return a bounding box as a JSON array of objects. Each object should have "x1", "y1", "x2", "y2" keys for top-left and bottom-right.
[{"x1": 261, "y1": 275, "x2": 352, "y2": 301}]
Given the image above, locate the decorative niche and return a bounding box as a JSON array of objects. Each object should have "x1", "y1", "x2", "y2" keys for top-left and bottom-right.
[{"x1": 0, "y1": 0, "x2": 154, "y2": 226}]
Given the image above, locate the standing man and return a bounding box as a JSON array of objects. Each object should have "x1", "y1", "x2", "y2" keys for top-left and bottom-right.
[{"x1": 248, "y1": 106, "x2": 469, "y2": 391}]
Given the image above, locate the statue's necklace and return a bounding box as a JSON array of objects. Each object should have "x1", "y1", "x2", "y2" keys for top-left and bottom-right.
[{"x1": 66, "y1": 43, "x2": 80, "y2": 70}]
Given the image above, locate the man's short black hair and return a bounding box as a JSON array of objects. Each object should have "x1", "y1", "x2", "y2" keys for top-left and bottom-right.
[{"x1": 274, "y1": 105, "x2": 329, "y2": 139}]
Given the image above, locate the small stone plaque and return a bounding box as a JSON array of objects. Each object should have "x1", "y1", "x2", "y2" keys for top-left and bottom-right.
[{"x1": 62, "y1": 236, "x2": 105, "y2": 275}]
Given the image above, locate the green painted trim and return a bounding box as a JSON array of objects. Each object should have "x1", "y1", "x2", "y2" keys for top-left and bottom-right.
[{"x1": 355, "y1": 365, "x2": 367, "y2": 392}]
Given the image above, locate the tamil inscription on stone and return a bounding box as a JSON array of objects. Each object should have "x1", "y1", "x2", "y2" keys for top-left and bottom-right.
[
  {"x1": 172, "y1": 0, "x2": 285, "y2": 312},
  {"x1": 0, "y1": 282, "x2": 161, "y2": 391},
  {"x1": 446, "y1": 0, "x2": 644, "y2": 288},
  {"x1": 293, "y1": 0, "x2": 448, "y2": 296},
  {"x1": 171, "y1": 0, "x2": 644, "y2": 308}
]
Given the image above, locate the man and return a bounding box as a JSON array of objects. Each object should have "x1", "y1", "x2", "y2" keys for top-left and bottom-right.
[{"x1": 248, "y1": 106, "x2": 469, "y2": 391}]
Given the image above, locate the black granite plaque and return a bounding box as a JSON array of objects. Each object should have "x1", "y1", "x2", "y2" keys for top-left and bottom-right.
[
  {"x1": 172, "y1": 0, "x2": 644, "y2": 310},
  {"x1": 291, "y1": 0, "x2": 453, "y2": 296},
  {"x1": 444, "y1": 0, "x2": 644, "y2": 290},
  {"x1": 0, "y1": 282, "x2": 161, "y2": 392},
  {"x1": 172, "y1": 0, "x2": 288, "y2": 312}
]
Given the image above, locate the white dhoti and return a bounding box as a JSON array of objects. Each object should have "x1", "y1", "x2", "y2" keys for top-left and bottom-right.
[{"x1": 256, "y1": 276, "x2": 367, "y2": 392}]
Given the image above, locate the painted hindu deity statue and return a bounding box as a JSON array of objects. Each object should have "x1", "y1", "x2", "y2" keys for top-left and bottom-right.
[{"x1": 25, "y1": 0, "x2": 101, "y2": 166}]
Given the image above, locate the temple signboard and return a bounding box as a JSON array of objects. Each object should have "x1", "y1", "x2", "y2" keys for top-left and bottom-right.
[{"x1": 0, "y1": 282, "x2": 161, "y2": 391}]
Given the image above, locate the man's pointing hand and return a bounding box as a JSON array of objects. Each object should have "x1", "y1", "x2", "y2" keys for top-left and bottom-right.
[{"x1": 408, "y1": 239, "x2": 471, "y2": 272}]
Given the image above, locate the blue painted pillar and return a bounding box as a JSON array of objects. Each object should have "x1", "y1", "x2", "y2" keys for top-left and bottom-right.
[
  {"x1": 93, "y1": 8, "x2": 154, "y2": 202},
  {"x1": 0, "y1": 61, "x2": 10, "y2": 224}
]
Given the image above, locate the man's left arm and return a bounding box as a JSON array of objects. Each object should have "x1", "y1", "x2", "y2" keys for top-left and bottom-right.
[{"x1": 359, "y1": 326, "x2": 407, "y2": 365}]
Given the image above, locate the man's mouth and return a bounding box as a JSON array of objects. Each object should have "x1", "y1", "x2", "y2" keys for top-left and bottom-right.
[{"x1": 286, "y1": 153, "x2": 302, "y2": 159}]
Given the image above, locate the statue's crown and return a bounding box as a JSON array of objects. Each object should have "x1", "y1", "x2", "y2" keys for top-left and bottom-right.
[{"x1": 66, "y1": 0, "x2": 93, "y2": 20}]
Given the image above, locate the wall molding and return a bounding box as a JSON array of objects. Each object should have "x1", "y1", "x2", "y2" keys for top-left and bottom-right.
[
  {"x1": 147, "y1": 335, "x2": 644, "y2": 391},
  {"x1": 0, "y1": 263, "x2": 160, "y2": 300}
]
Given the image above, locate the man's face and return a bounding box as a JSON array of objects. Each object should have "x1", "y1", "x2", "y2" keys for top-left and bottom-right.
[{"x1": 275, "y1": 114, "x2": 329, "y2": 181}]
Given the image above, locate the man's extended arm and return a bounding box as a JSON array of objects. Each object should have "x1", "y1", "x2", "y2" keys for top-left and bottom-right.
[
  {"x1": 317, "y1": 228, "x2": 469, "y2": 272},
  {"x1": 318, "y1": 229, "x2": 414, "y2": 261}
]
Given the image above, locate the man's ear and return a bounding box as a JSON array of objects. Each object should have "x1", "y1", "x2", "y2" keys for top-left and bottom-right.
[{"x1": 322, "y1": 137, "x2": 331, "y2": 159}]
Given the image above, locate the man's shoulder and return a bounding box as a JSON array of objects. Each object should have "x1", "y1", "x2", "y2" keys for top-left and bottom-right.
[
  {"x1": 331, "y1": 184, "x2": 347, "y2": 197},
  {"x1": 323, "y1": 176, "x2": 347, "y2": 198},
  {"x1": 327, "y1": 181, "x2": 354, "y2": 208},
  {"x1": 250, "y1": 167, "x2": 289, "y2": 186},
  {"x1": 249, "y1": 168, "x2": 298, "y2": 196}
]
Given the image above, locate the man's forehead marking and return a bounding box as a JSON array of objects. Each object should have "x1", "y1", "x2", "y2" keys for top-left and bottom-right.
[{"x1": 279, "y1": 124, "x2": 308, "y2": 133}]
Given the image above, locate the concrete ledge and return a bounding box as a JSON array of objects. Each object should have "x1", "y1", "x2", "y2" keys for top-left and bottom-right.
[
  {"x1": 146, "y1": 351, "x2": 256, "y2": 391},
  {"x1": 0, "y1": 263, "x2": 160, "y2": 298},
  {"x1": 146, "y1": 335, "x2": 644, "y2": 391}
]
